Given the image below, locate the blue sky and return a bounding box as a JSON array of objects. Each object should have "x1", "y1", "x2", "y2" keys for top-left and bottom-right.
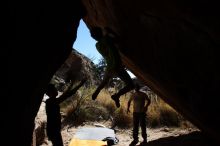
[
  {"x1": 73, "y1": 20, "x2": 135, "y2": 78},
  {"x1": 73, "y1": 20, "x2": 102, "y2": 64}
]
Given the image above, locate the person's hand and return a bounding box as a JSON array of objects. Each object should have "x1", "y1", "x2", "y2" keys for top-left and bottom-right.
[{"x1": 127, "y1": 109, "x2": 130, "y2": 114}]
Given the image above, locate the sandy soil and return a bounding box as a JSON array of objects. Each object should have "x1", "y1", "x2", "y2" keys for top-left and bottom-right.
[
  {"x1": 36, "y1": 101, "x2": 203, "y2": 146},
  {"x1": 40, "y1": 121, "x2": 198, "y2": 146},
  {"x1": 37, "y1": 98, "x2": 219, "y2": 146}
]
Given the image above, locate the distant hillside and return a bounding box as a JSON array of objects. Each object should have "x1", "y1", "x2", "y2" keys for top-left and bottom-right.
[{"x1": 52, "y1": 49, "x2": 99, "y2": 88}]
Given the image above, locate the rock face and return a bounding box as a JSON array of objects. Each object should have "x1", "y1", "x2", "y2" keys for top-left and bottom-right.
[
  {"x1": 54, "y1": 49, "x2": 98, "y2": 85},
  {"x1": 81, "y1": 0, "x2": 220, "y2": 142},
  {"x1": 7, "y1": 1, "x2": 86, "y2": 145},
  {"x1": 6, "y1": 0, "x2": 220, "y2": 145}
]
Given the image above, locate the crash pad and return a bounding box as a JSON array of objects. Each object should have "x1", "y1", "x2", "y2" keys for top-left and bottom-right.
[
  {"x1": 69, "y1": 139, "x2": 107, "y2": 146},
  {"x1": 68, "y1": 127, "x2": 116, "y2": 146}
]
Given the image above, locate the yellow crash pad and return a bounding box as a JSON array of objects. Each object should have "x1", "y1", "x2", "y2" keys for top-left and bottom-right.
[{"x1": 69, "y1": 138, "x2": 107, "y2": 146}]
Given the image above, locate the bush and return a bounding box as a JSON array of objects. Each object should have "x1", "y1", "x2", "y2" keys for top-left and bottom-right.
[
  {"x1": 60, "y1": 86, "x2": 190, "y2": 129},
  {"x1": 159, "y1": 104, "x2": 181, "y2": 127},
  {"x1": 113, "y1": 108, "x2": 132, "y2": 128},
  {"x1": 147, "y1": 98, "x2": 182, "y2": 128},
  {"x1": 147, "y1": 104, "x2": 161, "y2": 127}
]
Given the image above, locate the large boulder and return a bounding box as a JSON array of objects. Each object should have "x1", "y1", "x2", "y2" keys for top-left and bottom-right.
[
  {"x1": 54, "y1": 49, "x2": 98, "y2": 86},
  {"x1": 81, "y1": 0, "x2": 220, "y2": 142},
  {"x1": 6, "y1": 1, "x2": 86, "y2": 145},
  {"x1": 6, "y1": 0, "x2": 220, "y2": 145}
]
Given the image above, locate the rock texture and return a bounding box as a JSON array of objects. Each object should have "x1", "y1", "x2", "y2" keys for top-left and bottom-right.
[
  {"x1": 7, "y1": 1, "x2": 86, "y2": 145},
  {"x1": 81, "y1": 0, "x2": 220, "y2": 142},
  {"x1": 54, "y1": 49, "x2": 98, "y2": 85},
  {"x1": 6, "y1": 0, "x2": 220, "y2": 145}
]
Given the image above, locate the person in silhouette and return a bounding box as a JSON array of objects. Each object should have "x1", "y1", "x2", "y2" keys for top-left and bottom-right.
[
  {"x1": 90, "y1": 26, "x2": 134, "y2": 108},
  {"x1": 127, "y1": 84, "x2": 151, "y2": 146},
  {"x1": 45, "y1": 79, "x2": 86, "y2": 146}
]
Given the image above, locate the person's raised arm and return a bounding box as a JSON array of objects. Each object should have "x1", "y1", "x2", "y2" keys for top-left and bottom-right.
[
  {"x1": 57, "y1": 78, "x2": 87, "y2": 104},
  {"x1": 127, "y1": 95, "x2": 133, "y2": 114},
  {"x1": 144, "y1": 94, "x2": 151, "y2": 112}
]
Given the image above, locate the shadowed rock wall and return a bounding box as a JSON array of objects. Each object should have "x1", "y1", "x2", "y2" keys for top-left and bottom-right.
[
  {"x1": 6, "y1": 0, "x2": 220, "y2": 145},
  {"x1": 82, "y1": 0, "x2": 220, "y2": 142},
  {"x1": 7, "y1": 1, "x2": 85, "y2": 145}
]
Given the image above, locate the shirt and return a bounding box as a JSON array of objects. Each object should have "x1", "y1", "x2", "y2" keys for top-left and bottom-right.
[{"x1": 130, "y1": 91, "x2": 149, "y2": 113}]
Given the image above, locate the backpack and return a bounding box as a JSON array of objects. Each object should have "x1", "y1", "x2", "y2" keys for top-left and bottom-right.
[{"x1": 102, "y1": 136, "x2": 119, "y2": 145}]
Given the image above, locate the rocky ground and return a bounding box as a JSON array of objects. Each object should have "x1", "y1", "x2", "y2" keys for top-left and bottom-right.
[
  {"x1": 36, "y1": 98, "x2": 216, "y2": 146},
  {"x1": 40, "y1": 121, "x2": 198, "y2": 146}
]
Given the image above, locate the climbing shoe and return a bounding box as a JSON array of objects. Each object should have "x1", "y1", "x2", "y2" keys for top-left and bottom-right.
[
  {"x1": 92, "y1": 92, "x2": 98, "y2": 100},
  {"x1": 129, "y1": 140, "x2": 138, "y2": 146}
]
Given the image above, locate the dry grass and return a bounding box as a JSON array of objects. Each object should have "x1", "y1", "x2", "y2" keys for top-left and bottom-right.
[
  {"x1": 97, "y1": 90, "x2": 133, "y2": 128},
  {"x1": 147, "y1": 98, "x2": 182, "y2": 127},
  {"x1": 61, "y1": 87, "x2": 191, "y2": 128}
]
